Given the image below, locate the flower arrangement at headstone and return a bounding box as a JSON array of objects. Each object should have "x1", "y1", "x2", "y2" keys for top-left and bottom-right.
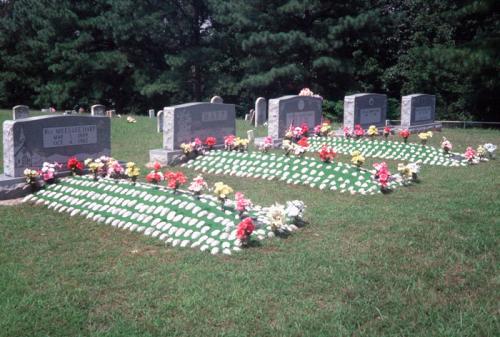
[
  {"x1": 85, "y1": 158, "x2": 104, "y2": 181},
  {"x1": 285, "y1": 123, "x2": 309, "y2": 142},
  {"x1": 258, "y1": 136, "x2": 274, "y2": 153},
  {"x1": 235, "y1": 192, "x2": 252, "y2": 218},
  {"x1": 164, "y1": 171, "x2": 187, "y2": 193},
  {"x1": 126, "y1": 162, "x2": 140, "y2": 184},
  {"x1": 418, "y1": 131, "x2": 433, "y2": 145},
  {"x1": 282, "y1": 137, "x2": 308, "y2": 157},
  {"x1": 399, "y1": 129, "x2": 410, "y2": 144},
  {"x1": 66, "y1": 157, "x2": 84, "y2": 176},
  {"x1": 145, "y1": 161, "x2": 164, "y2": 186},
  {"x1": 298, "y1": 87, "x2": 323, "y2": 99},
  {"x1": 107, "y1": 159, "x2": 125, "y2": 181},
  {"x1": 204, "y1": 136, "x2": 217, "y2": 150},
  {"x1": 441, "y1": 137, "x2": 453, "y2": 155},
  {"x1": 343, "y1": 126, "x2": 352, "y2": 139},
  {"x1": 354, "y1": 124, "x2": 365, "y2": 138},
  {"x1": 180, "y1": 137, "x2": 205, "y2": 159},
  {"x1": 40, "y1": 162, "x2": 61, "y2": 184},
  {"x1": 476, "y1": 145, "x2": 487, "y2": 161},
  {"x1": 383, "y1": 126, "x2": 392, "y2": 140},
  {"x1": 367, "y1": 125, "x2": 378, "y2": 139},
  {"x1": 23, "y1": 169, "x2": 40, "y2": 191},
  {"x1": 314, "y1": 121, "x2": 332, "y2": 137},
  {"x1": 318, "y1": 144, "x2": 336, "y2": 163}
]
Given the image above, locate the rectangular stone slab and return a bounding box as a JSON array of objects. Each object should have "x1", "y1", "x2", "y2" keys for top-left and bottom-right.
[
  {"x1": 401, "y1": 94, "x2": 436, "y2": 127},
  {"x1": 3, "y1": 115, "x2": 110, "y2": 177},
  {"x1": 343, "y1": 93, "x2": 387, "y2": 130},
  {"x1": 162, "y1": 102, "x2": 235, "y2": 150},
  {"x1": 268, "y1": 95, "x2": 322, "y2": 139}
]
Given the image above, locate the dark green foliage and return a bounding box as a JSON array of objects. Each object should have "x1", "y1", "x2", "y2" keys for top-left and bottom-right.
[{"x1": 0, "y1": 0, "x2": 498, "y2": 119}]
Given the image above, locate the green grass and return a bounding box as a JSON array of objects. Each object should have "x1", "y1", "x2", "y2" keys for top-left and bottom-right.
[{"x1": 0, "y1": 109, "x2": 499, "y2": 336}]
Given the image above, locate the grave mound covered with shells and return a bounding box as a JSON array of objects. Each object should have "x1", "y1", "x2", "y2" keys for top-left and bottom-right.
[
  {"x1": 24, "y1": 176, "x2": 303, "y2": 255},
  {"x1": 183, "y1": 150, "x2": 405, "y2": 195},
  {"x1": 308, "y1": 136, "x2": 467, "y2": 166}
]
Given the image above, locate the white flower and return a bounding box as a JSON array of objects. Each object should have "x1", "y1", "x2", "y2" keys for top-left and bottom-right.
[
  {"x1": 285, "y1": 200, "x2": 305, "y2": 219},
  {"x1": 484, "y1": 143, "x2": 497, "y2": 153},
  {"x1": 407, "y1": 162, "x2": 421, "y2": 174}
]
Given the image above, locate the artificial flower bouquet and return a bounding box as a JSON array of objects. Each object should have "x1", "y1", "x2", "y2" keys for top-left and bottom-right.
[
  {"x1": 66, "y1": 157, "x2": 83, "y2": 176},
  {"x1": 107, "y1": 159, "x2": 125, "y2": 181},
  {"x1": 205, "y1": 136, "x2": 217, "y2": 150},
  {"x1": 23, "y1": 168, "x2": 40, "y2": 191},
  {"x1": 125, "y1": 162, "x2": 140, "y2": 184},
  {"x1": 145, "y1": 161, "x2": 164, "y2": 186},
  {"x1": 484, "y1": 143, "x2": 496, "y2": 159},
  {"x1": 351, "y1": 150, "x2": 365, "y2": 168},
  {"x1": 318, "y1": 144, "x2": 336, "y2": 163},
  {"x1": 441, "y1": 137, "x2": 453, "y2": 155},
  {"x1": 188, "y1": 175, "x2": 208, "y2": 198},
  {"x1": 314, "y1": 121, "x2": 332, "y2": 137},
  {"x1": 367, "y1": 125, "x2": 378, "y2": 138},
  {"x1": 418, "y1": 131, "x2": 433, "y2": 145},
  {"x1": 85, "y1": 158, "x2": 104, "y2": 181},
  {"x1": 399, "y1": 129, "x2": 410, "y2": 143},
  {"x1": 258, "y1": 136, "x2": 274, "y2": 153},
  {"x1": 236, "y1": 217, "x2": 255, "y2": 247},
  {"x1": 383, "y1": 126, "x2": 392, "y2": 139},
  {"x1": 164, "y1": 171, "x2": 187, "y2": 192},
  {"x1": 213, "y1": 181, "x2": 233, "y2": 209},
  {"x1": 40, "y1": 162, "x2": 61, "y2": 184},
  {"x1": 354, "y1": 124, "x2": 365, "y2": 138},
  {"x1": 373, "y1": 162, "x2": 391, "y2": 192}
]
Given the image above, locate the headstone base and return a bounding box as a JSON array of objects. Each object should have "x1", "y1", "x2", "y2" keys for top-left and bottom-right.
[
  {"x1": 150, "y1": 145, "x2": 226, "y2": 166},
  {"x1": 254, "y1": 137, "x2": 283, "y2": 148},
  {"x1": 397, "y1": 122, "x2": 442, "y2": 133}
]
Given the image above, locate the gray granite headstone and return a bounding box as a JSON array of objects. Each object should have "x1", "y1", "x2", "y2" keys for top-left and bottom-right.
[
  {"x1": 255, "y1": 97, "x2": 267, "y2": 126},
  {"x1": 157, "y1": 110, "x2": 164, "y2": 133},
  {"x1": 91, "y1": 104, "x2": 106, "y2": 116},
  {"x1": 400, "y1": 94, "x2": 441, "y2": 131},
  {"x1": 149, "y1": 109, "x2": 155, "y2": 118},
  {"x1": 150, "y1": 102, "x2": 235, "y2": 165},
  {"x1": 343, "y1": 93, "x2": 387, "y2": 130},
  {"x1": 3, "y1": 115, "x2": 111, "y2": 177},
  {"x1": 210, "y1": 96, "x2": 223, "y2": 104},
  {"x1": 268, "y1": 95, "x2": 322, "y2": 140},
  {"x1": 12, "y1": 105, "x2": 30, "y2": 120}
]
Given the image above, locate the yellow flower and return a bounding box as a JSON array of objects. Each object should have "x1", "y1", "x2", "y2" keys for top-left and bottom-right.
[
  {"x1": 126, "y1": 162, "x2": 140, "y2": 177},
  {"x1": 418, "y1": 131, "x2": 433, "y2": 140},
  {"x1": 180, "y1": 142, "x2": 193, "y2": 154},
  {"x1": 397, "y1": 163, "x2": 411, "y2": 178},
  {"x1": 351, "y1": 150, "x2": 365, "y2": 166},
  {"x1": 477, "y1": 145, "x2": 486, "y2": 157},
  {"x1": 367, "y1": 125, "x2": 378, "y2": 136},
  {"x1": 213, "y1": 182, "x2": 233, "y2": 199},
  {"x1": 320, "y1": 123, "x2": 331, "y2": 134}
]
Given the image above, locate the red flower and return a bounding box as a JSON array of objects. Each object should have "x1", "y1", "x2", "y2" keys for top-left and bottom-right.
[
  {"x1": 236, "y1": 217, "x2": 255, "y2": 241},
  {"x1": 319, "y1": 144, "x2": 336, "y2": 162},
  {"x1": 153, "y1": 161, "x2": 162, "y2": 171},
  {"x1": 165, "y1": 171, "x2": 187, "y2": 190},
  {"x1": 297, "y1": 137, "x2": 309, "y2": 148},
  {"x1": 205, "y1": 136, "x2": 216, "y2": 148},
  {"x1": 146, "y1": 171, "x2": 163, "y2": 184},
  {"x1": 66, "y1": 156, "x2": 83, "y2": 171},
  {"x1": 399, "y1": 129, "x2": 410, "y2": 139},
  {"x1": 300, "y1": 123, "x2": 309, "y2": 135},
  {"x1": 383, "y1": 126, "x2": 392, "y2": 134},
  {"x1": 354, "y1": 124, "x2": 365, "y2": 137}
]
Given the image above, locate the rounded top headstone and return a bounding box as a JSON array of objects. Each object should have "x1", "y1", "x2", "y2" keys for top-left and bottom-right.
[{"x1": 210, "y1": 96, "x2": 223, "y2": 104}]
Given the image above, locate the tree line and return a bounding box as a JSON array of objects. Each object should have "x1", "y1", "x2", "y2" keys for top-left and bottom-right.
[{"x1": 0, "y1": 0, "x2": 498, "y2": 121}]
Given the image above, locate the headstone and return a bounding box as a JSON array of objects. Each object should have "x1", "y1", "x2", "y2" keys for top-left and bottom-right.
[
  {"x1": 12, "y1": 105, "x2": 29, "y2": 120},
  {"x1": 268, "y1": 95, "x2": 323, "y2": 140},
  {"x1": 255, "y1": 97, "x2": 267, "y2": 126},
  {"x1": 400, "y1": 94, "x2": 442, "y2": 132},
  {"x1": 157, "y1": 110, "x2": 164, "y2": 133},
  {"x1": 2, "y1": 115, "x2": 111, "y2": 177},
  {"x1": 149, "y1": 109, "x2": 155, "y2": 118},
  {"x1": 343, "y1": 93, "x2": 387, "y2": 130},
  {"x1": 91, "y1": 104, "x2": 106, "y2": 116},
  {"x1": 210, "y1": 96, "x2": 223, "y2": 104},
  {"x1": 106, "y1": 110, "x2": 115, "y2": 118},
  {"x1": 150, "y1": 102, "x2": 235, "y2": 165},
  {"x1": 247, "y1": 130, "x2": 255, "y2": 144}
]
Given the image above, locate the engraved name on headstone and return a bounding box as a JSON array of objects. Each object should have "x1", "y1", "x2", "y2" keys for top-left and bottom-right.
[
  {"x1": 268, "y1": 95, "x2": 322, "y2": 140},
  {"x1": 343, "y1": 93, "x2": 387, "y2": 130},
  {"x1": 3, "y1": 115, "x2": 110, "y2": 177}
]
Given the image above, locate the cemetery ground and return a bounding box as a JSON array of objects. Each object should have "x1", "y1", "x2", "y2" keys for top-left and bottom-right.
[{"x1": 0, "y1": 110, "x2": 499, "y2": 336}]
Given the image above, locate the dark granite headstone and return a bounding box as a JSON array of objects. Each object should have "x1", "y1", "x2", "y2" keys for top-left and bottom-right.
[
  {"x1": 343, "y1": 93, "x2": 387, "y2": 130},
  {"x1": 3, "y1": 115, "x2": 110, "y2": 177}
]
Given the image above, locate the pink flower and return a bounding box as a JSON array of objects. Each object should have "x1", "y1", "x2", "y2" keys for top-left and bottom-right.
[
  {"x1": 264, "y1": 136, "x2": 273, "y2": 146},
  {"x1": 236, "y1": 217, "x2": 255, "y2": 241},
  {"x1": 343, "y1": 127, "x2": 351, "y2": 137},
  {"x1": 235, "y1": 192, "x2": 251, "y2": 212},
  {"x1": 354, "y1": 124, "x2": 365, "y2": 137},
  {"x1": 194, "y1": 137, "x2": 202, "y2": 146},
  {"x1": 464, "y1": 147, "x2": 476, "y2": 161}
]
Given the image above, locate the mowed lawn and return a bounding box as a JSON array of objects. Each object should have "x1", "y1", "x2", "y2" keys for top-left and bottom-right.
[{"x1": 0, "y1": 109, "x2": 498, "y2": 337}]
